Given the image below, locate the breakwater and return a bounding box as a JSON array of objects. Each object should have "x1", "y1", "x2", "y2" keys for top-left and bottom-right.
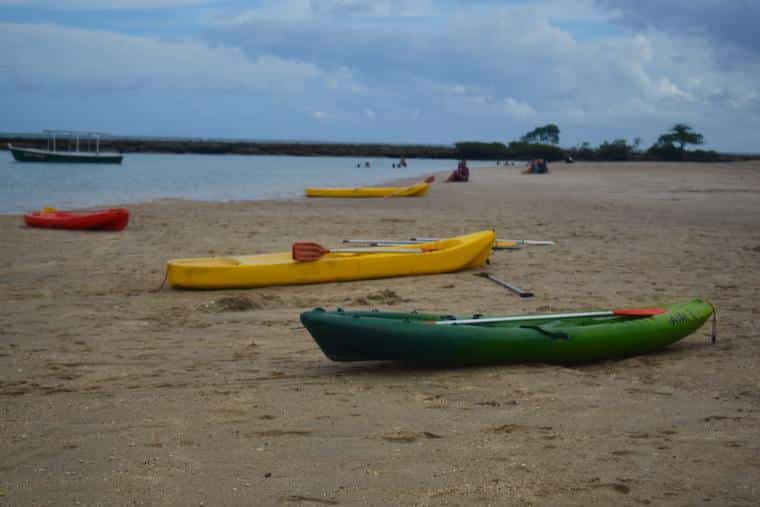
[{"x1": 0, "y1": 133, "x2": 457, "y2": 159}]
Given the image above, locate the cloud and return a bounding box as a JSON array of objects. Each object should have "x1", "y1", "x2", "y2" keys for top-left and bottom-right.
[
  {"x1": 219, "y1": 0, "x2": 437, "y2": 21},
  {"x1": 503, "y1": 98, "x2": 536, "y2": 118},
  {"x1": 0, "y1": 0, "x2": 215, "y2": 9},
  {"x1": 0, "y1": 22, "x2": 322, "y2": 93},
  {"x1": 595, "y1": 0, "x2": 760, "y2": 63},
  {"x1": 205, "y1": 2, "x2": 699, "y2": 117}
]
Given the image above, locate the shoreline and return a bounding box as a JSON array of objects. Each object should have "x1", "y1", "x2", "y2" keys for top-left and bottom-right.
[{"x1": 0, "y1": 162, "x2": 466, "y2": 216}]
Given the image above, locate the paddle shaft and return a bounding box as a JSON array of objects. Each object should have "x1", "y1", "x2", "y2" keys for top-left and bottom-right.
[
  {"x1": 342, "y1": 238, "x2": 553, "y2": 246},
  {"x1": 435, "y1": 310, "x2": 617, "y2": 326},
  {"x1": 292, "y1": 241, "x2": 431, "y2": 261},
  {"x1": 342, "y1": 238, "x2": 521, "y2": 250},
  {"x1": 343, "y1": 239, "x2": 421, "y2": 245},
  {"x1": 330, "y1": 247, "x2": 424, "y2": 254},
  {"x1": 413, "y1": 237, "x2": 554, "y2": 246},
  {"x1": 477, "y1": 273, "x2": 534, "y2": 298}
]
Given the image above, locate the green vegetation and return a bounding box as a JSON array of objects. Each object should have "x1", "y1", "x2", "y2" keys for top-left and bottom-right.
[
  {"x1": 455, "y1": 141, "x2": 509, "y2": 160},
  {"x1": 595, "y1": 139, "x2": 635, "y2": 161},
  {"x1": 452, "y1": 141, "x2": 563, "y2": 161},
  {"x1": 657, "y1": 124, "x2": 704, "y2": 151},
  {"x1": 646, "y1": 124, "x2": 714, "y2": 161},
  {"x1": 456, "y1": 123, "x2": 723, "y2": 162},
  {"x1": 521, "y1": 124, "x2": 560, "y2": 145},
  {"x1": 504, "y1": 141, "x2": 564, "y2": 161}
]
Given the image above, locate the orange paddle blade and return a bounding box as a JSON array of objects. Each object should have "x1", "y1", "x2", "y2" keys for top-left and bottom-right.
[
  {"x1": 612, "y1": 308, "x2": 666, "y2": 317},
  {"x1": 292, "y1": 242, "x2": 329, "y2": 261}
]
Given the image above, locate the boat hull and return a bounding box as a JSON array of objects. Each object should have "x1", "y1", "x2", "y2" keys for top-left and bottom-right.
[
  {"x1": 167, "y1": 230, "x2": 495, "y2": 289},
  {"x1": 305, "y1": 182, "x2": 430, "y2": 198},
  {"x1": 24, "y1": 208, "x2": 129, "y2": 231},
  {"x1": 300, "y1": 299, "x2": 714, "y2": 364},
  {"x1": 9, "y1": 144, "x2": 123, "y2": 164}
]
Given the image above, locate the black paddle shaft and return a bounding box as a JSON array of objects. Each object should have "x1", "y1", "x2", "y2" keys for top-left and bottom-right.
[{"x1": 475, "y1": 272, "x2": 534, "y2": 298}]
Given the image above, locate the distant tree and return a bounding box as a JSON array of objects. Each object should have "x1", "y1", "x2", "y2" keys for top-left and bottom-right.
[
  {"x1": 656, "y1": 124, "x2": 704, "y2": 152},
  {"x1": 575, "y1": 141, "x2": 594, "y2": 160},
  {"x1": 505, "y1": 141, "x2": 564, "y2": 161},
  {"x1": 455, "y1": 141, "x2": 509, "y2": 160},
  {"x1": 521, "y1": 124, "x2": 560, "y2": 145},
  {"x1": 596, "y1": 139, "x2": 634, "y2": 161}
]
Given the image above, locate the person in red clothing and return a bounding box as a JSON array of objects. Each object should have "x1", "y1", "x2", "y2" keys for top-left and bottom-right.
[{"x1": 445, "y1": 160, "x2": 470, "y2": 182}]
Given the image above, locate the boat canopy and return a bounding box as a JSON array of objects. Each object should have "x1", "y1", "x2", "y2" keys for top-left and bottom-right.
[{"x1": 42, "y1": 129, "x2": 112, "y2": 153}]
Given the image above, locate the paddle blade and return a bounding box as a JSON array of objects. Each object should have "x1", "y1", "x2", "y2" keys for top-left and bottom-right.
[
  {"x1": 424, "y1": 175, "x2": 435, "y2": 183},
  {"x1": 292, "y1": 242, "x2": 329, "y2": 262},
  {"x1": 612, "y1": 308, "x2": 666, "y2": 317},
  {"x1": 494, "y1": 240, "x2": 520, "y2": 250}
]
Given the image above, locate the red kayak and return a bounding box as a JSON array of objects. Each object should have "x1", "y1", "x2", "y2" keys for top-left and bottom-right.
[{"x1": 24, "y1": 208, "x2": 129, "y2": 231}]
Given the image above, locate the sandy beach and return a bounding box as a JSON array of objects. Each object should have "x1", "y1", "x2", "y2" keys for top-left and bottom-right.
[{"x1": 2, "y1": 161, "x2": 759, "y2": 506}]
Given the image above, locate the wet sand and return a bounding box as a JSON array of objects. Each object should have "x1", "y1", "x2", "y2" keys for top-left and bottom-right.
[{"x1": 1, "y1": 161, "x2": 759, "y2": 506}]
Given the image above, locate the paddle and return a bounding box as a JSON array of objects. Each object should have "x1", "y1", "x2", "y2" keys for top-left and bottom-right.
[
  {"x1": 343, "y1": 239, "x2": 423, "y2": 245},
  {"x1": 475, "y1": 272, "x2": 533, "y2": 297},
  {"x1": 434, "y1": 307, "x2": 666, "y2": 326},
  {"x1": 413, "y1": 237, "x2": 554, "y2": 246},
  {"x1": 505, "y1": 239, "x2": 554, "y2": 246},
  {"x1": 492, "y1": 241, "x2": 521, "y2": 250},
  {"x1": 292, "y1": 242, "x2": 431, "y2": 262},
  {"x1": 384, "y1": 175, "x2": 435, "y2": 198},
  {"x1": 341, "y1": 238, "x2": 521, "y2": 250}
]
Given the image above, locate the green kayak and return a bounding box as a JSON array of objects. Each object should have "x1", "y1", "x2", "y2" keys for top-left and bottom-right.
[{"x1": 300, "y1": 299, "x2": 714, "y2": 364}]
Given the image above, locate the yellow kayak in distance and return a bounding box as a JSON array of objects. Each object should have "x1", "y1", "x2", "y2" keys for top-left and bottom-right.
[
  {"x1": 167, "y1": 230, "x2": 495, "y2": 289},
  {"x1": 305, "y1": 181, "x2": 430, "y2": 198}
]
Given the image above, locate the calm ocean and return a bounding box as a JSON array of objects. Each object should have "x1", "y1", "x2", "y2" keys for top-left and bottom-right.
[{"x1": 0, "y1": 153, "x2": 493, "y2": 214}]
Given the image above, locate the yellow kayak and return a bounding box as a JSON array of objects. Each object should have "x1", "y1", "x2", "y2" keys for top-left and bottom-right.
[
  {"x1": 305, "y1": 182, "x2": 430, "y2": 198},
  {"x1": 167, "y1": 230, "x2": 495, "y2": 289}
]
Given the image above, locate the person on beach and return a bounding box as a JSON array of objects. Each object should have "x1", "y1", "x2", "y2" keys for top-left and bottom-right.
[
  {"x1": 399, "y1": 156, "x2": 407, "y2": 167},
  {"x1": 522, "y1": 158, "x2": 549, "y2": 174},
  {"x1": 445, "y1": 160, "x2": 470, "y2": 182}
]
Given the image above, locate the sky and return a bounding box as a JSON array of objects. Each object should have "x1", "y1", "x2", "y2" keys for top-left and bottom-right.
[{"x1": 0, "y1": 0, "x2": 758, "y2": 151}]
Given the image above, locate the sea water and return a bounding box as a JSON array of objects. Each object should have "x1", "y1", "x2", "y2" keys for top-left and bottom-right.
[{"x1": 0, "y1": 153, "x2": 492, "y2": 214}]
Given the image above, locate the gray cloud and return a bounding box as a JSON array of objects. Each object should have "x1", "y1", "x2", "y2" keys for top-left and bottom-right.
[
  {"x1": 0, "y1": 0, "x2": 214, "y2": 8},
  {"x1": 207, "y1": 5, "x2": 700, "y2": 116},
  {"x1": 199, "y1": 2, "x2": 760, "y2": 150},
  {"x1": 596, "y1": 0, "x2": 760, "y2": 63}
]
